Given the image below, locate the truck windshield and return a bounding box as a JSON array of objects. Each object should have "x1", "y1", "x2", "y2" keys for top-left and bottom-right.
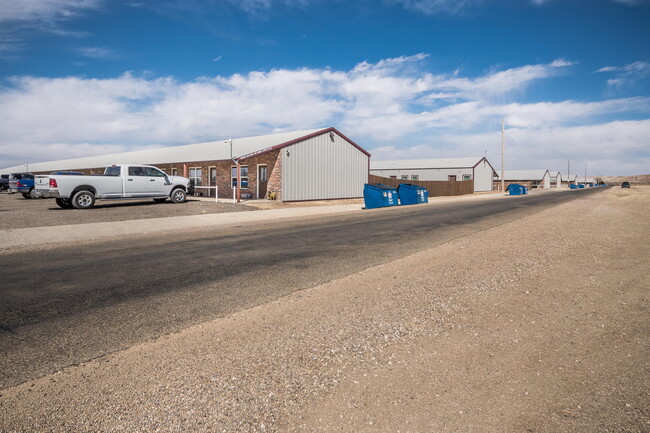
[{"x1": 105, "y1": 166, "x2": 121, "y2": 176}]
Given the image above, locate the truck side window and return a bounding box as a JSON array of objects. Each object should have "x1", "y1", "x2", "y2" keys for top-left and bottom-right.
[
  {"x1": 128, "y1": 166, "x2": 145, "y2": 176},
  {"x1": 105, "y1": 166, "x2": 121, "y2": 176},
  {"x1": 144, "y1": 167, "x2": 165, "y2": 177}
]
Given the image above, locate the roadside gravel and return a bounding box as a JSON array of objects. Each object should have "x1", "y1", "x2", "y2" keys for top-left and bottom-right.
[
  {"x1": 1, "y1": 187, "x2": 648, "y2": 432},
  {"x1": 0, "y1": 193, "x2": 255, "y2": 230}
]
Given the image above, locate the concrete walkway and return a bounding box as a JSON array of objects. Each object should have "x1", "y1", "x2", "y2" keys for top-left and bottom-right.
[{"x1": 0, "y1": 189, "x2": 566, "y2": 249}]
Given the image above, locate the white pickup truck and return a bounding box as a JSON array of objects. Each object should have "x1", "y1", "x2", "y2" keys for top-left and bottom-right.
[{"x1": 34, "y1": 164, "x2": 194, "y2": 209}]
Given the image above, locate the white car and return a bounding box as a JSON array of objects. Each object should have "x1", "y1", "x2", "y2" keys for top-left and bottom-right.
[{"x1": 35, "y1": 164, "x2": 193, "y2": 209}]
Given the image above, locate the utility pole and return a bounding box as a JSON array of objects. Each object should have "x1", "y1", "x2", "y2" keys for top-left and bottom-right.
[
  {"x1": 227, "y1": 138, "x2": 237, "y2": 204},
  {"x1": 584, "y1": 163, "x2": 587, "y2": 184},
  {"x1": 501, "y1": 119, "x2": 505, "y2": 193},
  {"x1": 568, "y1": 160, "x2": 570, "y2": 187}
]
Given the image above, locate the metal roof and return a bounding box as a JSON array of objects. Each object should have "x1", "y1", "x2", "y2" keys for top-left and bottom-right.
[
  {"x1": 495, "y1": 170, "x2": 550, "y2": 181},
  {"x1": 561, "y1": 174, "x2": 578, "y2": 181},
  {"x1": 2, "y1": 128, "x2": 358, "y2": 173},
  {"x1": 371, "y1": 157, "x2": 487, "y2": 170}
]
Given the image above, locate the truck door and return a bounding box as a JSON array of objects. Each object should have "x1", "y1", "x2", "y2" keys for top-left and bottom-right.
[
  {"x1": 144, "y1": 166, "x2": 168, "y2": 195},
  {"x1": 125, "y1": 166, "x2": 149, "y2": 196}
]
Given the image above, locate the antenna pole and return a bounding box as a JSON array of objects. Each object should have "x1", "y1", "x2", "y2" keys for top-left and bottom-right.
[{"x1": 501, "y1": 119, "x2": 505, "y2": 193}]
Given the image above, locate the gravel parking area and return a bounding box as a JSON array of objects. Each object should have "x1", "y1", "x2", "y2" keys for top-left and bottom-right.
[
  {"x1": 0, "y1": 192, "x2": 256, "y2": 230},
  {"x1": 1, "y1": 187, "x2": 647, "y2": 432}
]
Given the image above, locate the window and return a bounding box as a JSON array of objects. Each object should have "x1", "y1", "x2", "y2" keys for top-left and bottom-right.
[
  {"x1": 389, "y1": 176, "x2": 397, "y2": 179},
  {"x1": 128, "y1": 166, "x2": 145, "y2": 176},
  {"x1": 463, "y1": 175, "x2": 471, "y2": 181},
  {"x1": 231, "y1": 165, "x2": 249, "y2": 189},
  {"x1": 400, "y1": 175, "x2": 409, "y2": 180},
  {"x1": 258, "y1": 166, "x2": 268, "y2": 182},
  {"x1": 189, "y1": 167, "x2": 203, "y2": 186},
  {"x1": 209, "y1": 167, "x2": 217, "y2": 185},
  {"x1": 105, "y1": 166, "x2": 121, "y2": 176},
  {"x1": 144, "y1": 167, "x2": 165, "y2": 177},
  {"x1": 411, "y1": 175, "x2": 419, "y2": 181},
  {"x1": 171, "y1": 168, "x2": 178, "y2": 176}
]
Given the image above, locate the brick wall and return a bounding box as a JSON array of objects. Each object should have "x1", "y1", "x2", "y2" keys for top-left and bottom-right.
[
  {"x1": 155, "y1": 149, "x2": 282, "y2": 200},
  {"x1": 265, "y1": 150, "x2": 282, "y2": 201}
]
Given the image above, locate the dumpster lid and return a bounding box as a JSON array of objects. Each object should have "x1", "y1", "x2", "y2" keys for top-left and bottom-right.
[
  {"x1": 364, "y1": 183, "x2": 397, "y2": 191},
  {"x1": 397, "y1": 183, "x2": 426, "y2": 191}
]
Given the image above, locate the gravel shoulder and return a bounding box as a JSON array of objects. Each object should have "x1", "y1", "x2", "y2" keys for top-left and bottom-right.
[
  {"x1": 0, "y1": 192, "x2": 256, "y2": 230},
  {"x1": 1, "y1": 187, "x2": 648, "y2": 432}
]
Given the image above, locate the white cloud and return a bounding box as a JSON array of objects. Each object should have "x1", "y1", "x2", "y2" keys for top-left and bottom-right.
[
  {"x1": 77, "y1": 46, "x2": 114, "y2": 59},
  {"x1": 386, "y1": 0, "x2": 480, "y2": 15},
  {"x1": 0, "y1": 56, "x2": 648, "y2": 175},
  {"x1": 0, "y1": 0, "x2": 103, "y2": 23},
  {"x1": 596, "y1": 61, "x2": 650, "y2": 91}
]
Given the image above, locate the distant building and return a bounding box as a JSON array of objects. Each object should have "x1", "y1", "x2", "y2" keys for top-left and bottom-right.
[
  {"x1": 495, "y1": 170, "x2": 552, "y2": 189},
  {"x1": 369, "y1": 157, "x2": 496, "y2": 192},
  {"x1": 561, "y1": 174, "x2": 578, "y2": 187},
  {"x1": 0, "y1": 128, "x2": 370, "y2": 202},
  {"x1": 577, "y1": 177, "x2": 597, "y2": 185},
  {"x1": 548, "y1": 171, "x2": 562, "y2": 188}
]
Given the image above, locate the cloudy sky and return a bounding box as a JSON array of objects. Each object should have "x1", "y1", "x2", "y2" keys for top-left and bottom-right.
[{"x1": 1, "y1": 0, "x2": 649, "y2": 175}]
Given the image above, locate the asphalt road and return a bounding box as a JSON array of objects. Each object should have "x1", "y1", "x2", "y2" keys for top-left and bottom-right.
[{"x1": 0, "y1": 188, "x2": 603, "y2": 389}]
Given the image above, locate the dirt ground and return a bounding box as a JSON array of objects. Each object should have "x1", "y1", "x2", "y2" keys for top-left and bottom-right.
[
  {"x1": 0, "y1": 192, "x2": 256, "y2": 230},
  {"x1": 0, "y1": 187, "x2": 648, "y2": 432}
]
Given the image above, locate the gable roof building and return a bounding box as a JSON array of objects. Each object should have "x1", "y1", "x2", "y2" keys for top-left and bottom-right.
[
  {"x1": 2, "y1": 127, "x2": 371, "y2": 202},
  {"x1": 370, "y1": 157, "x2": 496, "y2": 192},
  {"x1": 494, "y1": 170, "x2": 552, "y2": 189}
]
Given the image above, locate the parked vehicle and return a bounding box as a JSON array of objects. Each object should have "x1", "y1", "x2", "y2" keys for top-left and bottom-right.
[
  {"x1": 34, "y1": 164, "x2": 193, "y2": 209},
  {"x1": 49, "y1": 171, "x2": 85, "y2": 176},
  {"x1": 8, "y1": 173, "x2": 36, "y2": 199},
  {"x1": 0, "y1": 174, "x2": 9, "y2": 191},
  {"x1": 621, "y1": 181, "x2": 630, "y2": 188}
]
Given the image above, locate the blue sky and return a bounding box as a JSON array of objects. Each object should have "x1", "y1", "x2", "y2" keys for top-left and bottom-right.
[{"x1": 1, "y1": 0, "x2": 649, "y2": 175}]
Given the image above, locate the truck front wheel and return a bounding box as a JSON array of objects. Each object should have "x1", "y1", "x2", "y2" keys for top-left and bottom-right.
[
  {"x1": 72, "y1": 190, "x2": 96, "y2": 209},
  {"x1": 170, "y1": 188, "x2": 187, "y2": 204},
  {"x1": 55, "y1": 198, "x2": 74, "y2": 209}
]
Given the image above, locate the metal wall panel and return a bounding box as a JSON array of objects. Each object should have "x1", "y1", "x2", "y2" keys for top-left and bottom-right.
[
  {"x1": 369, "y1": 168, "x2": 473, "y2": 182},
  {"x1": 282, "y1": 132, "x2": 368, "y2": 201},
  {"x1": 473, "y1": 160, "x2": 494, "y2": 192}
]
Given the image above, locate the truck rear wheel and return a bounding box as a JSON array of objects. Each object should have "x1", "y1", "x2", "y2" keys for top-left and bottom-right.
[
  {"x1": 72, "y1": 190, "x2": 96, "y2": 209},
  {"x1": 55, "y1": 198, "x2": 74, "y2": 209},
  {"x1": 170, "y1": 188, "x2": 186, "y2": 204},
  {"x1": 29, "y1": 188, "x2": 37, "y2": 199}
]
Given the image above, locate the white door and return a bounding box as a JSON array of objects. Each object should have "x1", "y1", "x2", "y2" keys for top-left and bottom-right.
[
  {"x1": 144, "y1": 166, "x2": 168, "y2": 195},
  {"x1": 125, "y1": 166, "x2": 150, "y2": 196}
]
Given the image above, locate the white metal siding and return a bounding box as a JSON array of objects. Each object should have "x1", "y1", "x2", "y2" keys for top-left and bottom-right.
[
  {"x1": 473, "y1": 160, "x2": 493, "y2": 192},
  {"x1": 370, "y1": 168, "x2": 473, "y2": 181},
  {"x1": 282, "y1": 132, "x2": 368, "y2": 201}
]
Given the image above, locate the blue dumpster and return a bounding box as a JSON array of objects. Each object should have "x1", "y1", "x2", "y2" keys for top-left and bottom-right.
[
  {"x1": 397, "y1": 183, "x2": 428, "y2": 205},
  {"x1": 507, "y1": 183, "x2": 524, "y2": 195},
  {"x1": 363, "y1": 183, "x2": 398, "y2": 209},
  {"x1": 522, "y1": 185, "x2": 529, "y2": 194},
  {"x1": 570, "y1": 184, "x2": 578, "y2": 189},
  {"x1": 578, "y1": 184, "x2": 585, "y2": 188}
]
